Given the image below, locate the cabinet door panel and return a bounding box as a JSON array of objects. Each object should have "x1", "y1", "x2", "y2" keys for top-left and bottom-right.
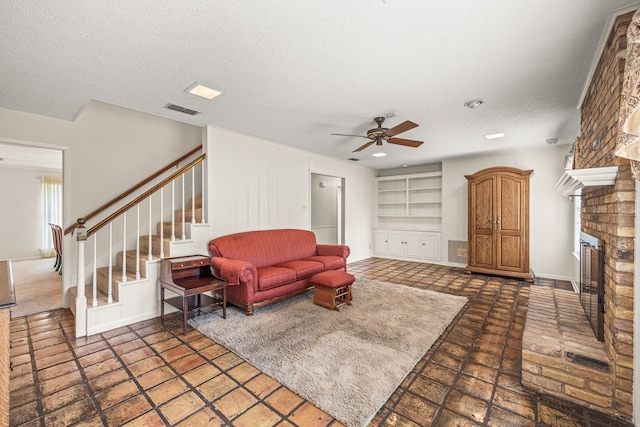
[
  {"x1": 471, "y1": 177, "x2": 494, "y2": 231},
  {"x1": 405, "y1": 232, "x2": 422, "y2": 258},
  {"x1": 498, "y1": 234, "x2": 523, "y2": 270},
  {"x1": 499, "y1": 176, "x2": 522, "y2": 232},
  {"x1": 373, "y1": 230, "x2": 388, "y2": 255},
  {"x1": 387, "y1": 231, "x2": 405, "y2": 256},
  {"x1": 422, "y1": 233, "x2": 441, "y2": 260},
  {"x1": 471, "y1": 233, "x2": 494, "y2": 267}
]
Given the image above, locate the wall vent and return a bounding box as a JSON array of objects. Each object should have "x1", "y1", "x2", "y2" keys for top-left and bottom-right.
[
  {"x1": 164, "y1": 103, "x2": 201, "y2": 116},
  {"x1": 448, "y1": 240, "x2": 468, "y2": 263}
]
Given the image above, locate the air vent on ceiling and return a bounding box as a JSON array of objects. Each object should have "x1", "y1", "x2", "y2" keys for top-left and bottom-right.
[
  {"x1": 348, "y1": 158, "x2": 360, "y2": 161},
  {"x1": 164, "y1": 103, "x2": 201, "y2": 116}
]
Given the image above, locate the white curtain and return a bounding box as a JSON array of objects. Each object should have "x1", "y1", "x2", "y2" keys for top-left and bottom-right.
[{"x1": 40, "y1": 175, "x2": 62, "y2": 257}]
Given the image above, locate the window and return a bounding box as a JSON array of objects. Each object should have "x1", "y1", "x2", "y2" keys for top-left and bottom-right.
[{"x1": 40, "y1": 176, "x2": 62, "y2": 257}]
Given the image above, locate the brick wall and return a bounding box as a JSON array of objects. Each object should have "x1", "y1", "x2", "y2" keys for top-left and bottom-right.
[{"x1": 576, "y1": 11, "x2": 636, "y2": 418}]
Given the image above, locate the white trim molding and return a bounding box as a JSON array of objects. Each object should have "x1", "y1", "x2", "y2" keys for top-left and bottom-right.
[
  {"x1": 554, "y1": 166, "x2": 619, "y2": 197},
  {"x1": 578, "y1": 2, "x2": 640, "y2": 109}
]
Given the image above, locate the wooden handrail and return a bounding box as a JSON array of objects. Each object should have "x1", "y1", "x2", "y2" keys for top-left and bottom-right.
[
  {"x1": 85, "y1": 154, "x2": 206, "y2": 237},
  {"x1": 64, "y1": 145, "x2": 203, "y2": 235}
]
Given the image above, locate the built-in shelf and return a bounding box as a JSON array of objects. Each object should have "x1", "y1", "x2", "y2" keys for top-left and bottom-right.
[
  {"x1": 376, "y1": 171, "x2": 442, "y2": 232},
  {"x1": 553, "y1": 166, "x2": 619, "y2": 197}
]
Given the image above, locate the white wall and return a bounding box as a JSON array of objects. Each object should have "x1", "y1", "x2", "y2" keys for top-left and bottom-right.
[
  {"x1": 0, "y1": 167, "x2": 62, "y2": 260},
  {"x1": 442, "y1": 144, "x2": 574, "y2": 279},
  {"x1": 205, "y1": 126, "x2": 375, "y2": 262}
]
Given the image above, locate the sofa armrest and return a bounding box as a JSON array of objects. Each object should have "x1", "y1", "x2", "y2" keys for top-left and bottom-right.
[
  {"x1": 210, "y1": 257, "x2": 256, "y2": 287},
  {"x1": 316, "y1": 244, "x2": 350, "y2": 260}
]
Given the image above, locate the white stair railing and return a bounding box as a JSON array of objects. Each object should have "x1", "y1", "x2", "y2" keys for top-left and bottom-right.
[{"x1": 71, "y1": 154, "x2": 206, "y2": 337}]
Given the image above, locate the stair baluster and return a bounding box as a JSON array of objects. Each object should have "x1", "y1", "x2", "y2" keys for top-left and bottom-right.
[
  {"x1": 148, "y1": 196, "x2": 153, "y2": 261},
  {"x1": 92, "y1": 237, "x2": 97, "y2": 307},
  {"x1": 135, "y1": 204, "x2": 140, "y2": 280},
  {"x1": 181, "y1": 174, "x2": 186, "y2": 240},
  {"x1": 191, "y1": 168, "x2": 196, "y2": 225},
  {"x1": 160, "y1": 188, "x2": 165, "y2": 258},
  {"x1": 122, "y1": 213, "x2": 127, "y2": 282},
  {"x1": 201, "y1": 164, "x2": 206, "y2": 224},
  {"x1": 108, "y1": 223, "x2": 113, "y2": 304},
  {"x1": 171, "y1": 181, "x2": 176, "y2": 241}
]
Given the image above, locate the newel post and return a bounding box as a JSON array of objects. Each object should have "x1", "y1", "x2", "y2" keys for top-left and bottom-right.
[{"x1": 75, "y1": 218, "x2": 87, "y2": 338}]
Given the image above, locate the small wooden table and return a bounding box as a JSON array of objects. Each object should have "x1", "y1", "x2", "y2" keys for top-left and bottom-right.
[{"x1": 160, "y1": 255, "x2": 226, "y2": 334}]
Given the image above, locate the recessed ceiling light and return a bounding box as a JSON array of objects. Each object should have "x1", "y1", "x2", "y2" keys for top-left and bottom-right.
[
  {"x1": 546, "y1": 138, "x2": 558, "y2": 145},
  {"x1": 185, "y1": 83, "x2": 221, "y2": 100},
  {"x1": 484, "y1": 132, "x2": 505, "y2": 140},
  {"x1": 372, "y1": 152, "x2": 387, "y2": 157},
  {"x1": 464, "y1": 99, "x2": 485, "y2": 109}
]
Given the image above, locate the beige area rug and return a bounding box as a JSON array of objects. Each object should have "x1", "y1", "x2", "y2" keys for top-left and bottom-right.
[
  {"x1": 10, "y1": 257, "x2": 63, "y2": 318},
  {"x1": 189, "y1": 278, "x2": 467, "y2": 427}
]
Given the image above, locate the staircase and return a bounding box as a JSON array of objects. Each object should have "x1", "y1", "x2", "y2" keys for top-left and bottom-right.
[{"x1": 66, "y1": 149, "x2": 209, "y2": 337}]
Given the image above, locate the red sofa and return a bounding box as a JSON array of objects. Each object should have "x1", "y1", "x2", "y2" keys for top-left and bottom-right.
[{"x1": 208, "y1": 229, "x2": 350, "y2": 315}]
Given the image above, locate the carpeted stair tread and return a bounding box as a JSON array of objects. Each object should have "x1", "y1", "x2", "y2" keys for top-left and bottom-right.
[
  {"x1": 189, "y1": 196, "x2": 203, "y2": 209},
  {"x1": 139, "y1": 235, "x2": 172, "y2": 257},
  {"x1": 117, "y1": 251, "x2": 160, "y2": 277},
  {"x1": 157, "y1": 221, "x2": 187, "y2": 239},
  {"x1": 96, "y1": 266, "x2": 139, "y2": 301},
  {"x1": 174, "y1": 208, "x2": 203, "y2": 222},
  {"x1": 69, "y1": 284, "x2": 112, "y2": 307}
]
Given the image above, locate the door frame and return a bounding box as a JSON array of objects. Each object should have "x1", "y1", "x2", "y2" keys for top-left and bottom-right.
[{"x1": 309, "y1": 171, "x2": 345, "y2": 245}]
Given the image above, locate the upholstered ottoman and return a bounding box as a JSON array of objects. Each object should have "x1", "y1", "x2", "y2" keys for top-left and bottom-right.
[{"x1": 311, "y1": 270, "x2": 355, "y2": 311}]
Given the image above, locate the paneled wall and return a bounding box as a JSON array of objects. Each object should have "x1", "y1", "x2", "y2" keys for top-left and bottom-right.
[{"x1": 205, "y1": 126, "x2": 375, "y2": 263}]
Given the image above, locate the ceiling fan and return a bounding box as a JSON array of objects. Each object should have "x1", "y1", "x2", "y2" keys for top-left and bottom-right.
[{"x1": 331, "y1": 116, "x2": 424, "y2": 152}]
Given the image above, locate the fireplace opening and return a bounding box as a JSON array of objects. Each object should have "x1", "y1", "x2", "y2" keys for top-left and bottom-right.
[{"x1": 579, "y1": 232, "x2": 604, "y2": 342}]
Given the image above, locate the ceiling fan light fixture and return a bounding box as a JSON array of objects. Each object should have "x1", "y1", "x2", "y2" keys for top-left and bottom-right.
[
  {"x1": 371, "y1": 152, "x2": 387, "y2": 157},
  {"x1": 464, "y1": 99, "x2": 485, "y2": 109}
]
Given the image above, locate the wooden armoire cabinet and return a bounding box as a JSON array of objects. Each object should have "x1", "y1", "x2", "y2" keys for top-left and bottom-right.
[{"x1": 465, "y1": 166, "x2": 534, "y2": 281}]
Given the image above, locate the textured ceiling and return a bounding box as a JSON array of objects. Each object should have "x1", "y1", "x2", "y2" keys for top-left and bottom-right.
[{"x1": 0, "y1": 1, "x2": 637, "y2": 169}]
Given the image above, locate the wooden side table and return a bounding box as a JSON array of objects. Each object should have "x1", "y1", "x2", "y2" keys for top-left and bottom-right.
[{"x1": 160, "y1": 255, "x2": 226, "y2": 334}]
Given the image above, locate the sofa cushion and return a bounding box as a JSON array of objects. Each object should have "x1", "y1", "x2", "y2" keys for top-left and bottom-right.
[
  {"x1": 275, "y1": 260, "x2": 324, "y2": 280},
  {"x1": 302, "y1": 255, "x2": 345, "y2": 271},
  {"x1": 209, "y1": 229, "x2": 318, "y2": 268},
  {"x1": 257, "y1": 266, "x2": 297, "y2": 291}
]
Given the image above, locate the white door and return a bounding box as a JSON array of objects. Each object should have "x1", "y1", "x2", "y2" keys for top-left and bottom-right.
[
  {"x1": 422, "y1": 232, "x2": 441, "y2": 260},
  {"x1": 373, "y1": 230, "x2": 389, "y2": 255},
  {"x1": 310, "y1": 173, "x2": 344, "y2": 244},
  {"x1": 387, "y1": 231, "x2": 405, "y2": 256},
  {"x1": 405, "y1": 231, "x2": 422, "y2": 258}
]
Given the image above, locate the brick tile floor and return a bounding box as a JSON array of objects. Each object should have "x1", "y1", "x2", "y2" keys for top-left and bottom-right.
[{"x1": 9, "y1": 258, "x2": 634, "y2": 426}]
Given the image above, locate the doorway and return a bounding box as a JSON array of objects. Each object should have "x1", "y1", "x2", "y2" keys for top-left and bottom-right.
[
  {"x1": 310, "y1": 173, "x2": 345, "y2": 245},
  {"x1": 0, "y1": 140, "x2": 65, "y2": 317}
]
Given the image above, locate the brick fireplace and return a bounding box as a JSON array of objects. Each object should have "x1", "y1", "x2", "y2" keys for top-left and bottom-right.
[{"x1": 522, "y1": 10, "x2": 636, "y2": 420}]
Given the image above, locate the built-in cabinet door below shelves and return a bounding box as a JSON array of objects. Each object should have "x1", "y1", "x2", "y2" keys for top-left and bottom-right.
[{"x1": 373, "y1": 229, "x2": 441, "y2": 261}]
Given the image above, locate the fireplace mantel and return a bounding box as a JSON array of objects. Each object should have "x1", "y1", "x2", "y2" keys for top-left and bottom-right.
[{"x1": 553, "y1": 166, "x2": 619, "y2": 197}]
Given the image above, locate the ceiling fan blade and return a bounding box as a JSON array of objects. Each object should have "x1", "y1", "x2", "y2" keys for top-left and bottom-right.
[
  {"x1": 352, "y1": 141, "x2": 375, "y2": 152},
  {"x1": 330, "y1": 133, "x2": 369, "y2": 139},
  {"x1": 388, "y1": 138, "x2": 424, "y2": 148},
  {"x1": 385, "y1": 121, "x2": 419, "y2": 137}
]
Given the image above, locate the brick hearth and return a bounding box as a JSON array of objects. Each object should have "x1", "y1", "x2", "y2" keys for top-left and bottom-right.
[{"x1": 523, "y1": 287, "x2": 615, "y2": 414}]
